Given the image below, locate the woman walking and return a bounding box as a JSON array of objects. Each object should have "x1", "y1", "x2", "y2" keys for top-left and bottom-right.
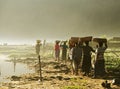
[{"x1": 93, "y1": 41, "x2": 108, "y2": 78}]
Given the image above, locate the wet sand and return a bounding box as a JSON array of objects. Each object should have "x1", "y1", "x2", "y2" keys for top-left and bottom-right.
[{"x1": 0, "y1": 58, "x2": 120, "y2": 89}]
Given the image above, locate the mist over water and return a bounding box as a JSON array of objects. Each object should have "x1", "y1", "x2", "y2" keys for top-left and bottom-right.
[{"x1": 0, "y1": 0, "x2": 120, "y2": 44}]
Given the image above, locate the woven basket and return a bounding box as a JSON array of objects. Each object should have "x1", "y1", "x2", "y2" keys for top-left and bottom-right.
[
  {"x1": 80, "y1": 36, "x2": 92, "y2": 42},
  {"x1": 93, "y1": 38, "x2": 107, "y2": 43},
  {"x1": 70, "y1": 37, "x2": 80, "y2": 43}
]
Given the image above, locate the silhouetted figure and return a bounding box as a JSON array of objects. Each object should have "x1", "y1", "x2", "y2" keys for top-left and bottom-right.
[
  {"x1": 35, "y1": 40, "x2": 41, "y2": 55},
  {"x1": 42, "y1": 40, "x2": 46, "y2": 55},
  {"x1": 35, "y1": 40, "x2": 42, "y2": 81},
  {"x1": 68, "y1": 47, "x2": 74, "y2": 65},
  {"x1": 13, "y1": 57, "x2": 16, "y2": 73},
  {"x1": 68, "y1": 40, "x2": 75, "y2": 64},
  {"x1": 43, "y1": 40, "x2": 46, "y2": 48},
  {"x1": 60, "y1": 41, "x2": 68, "y2": 64},
  {"x1": 93, "y1": 42, "x2": 108, "y2": 78},
  {"x1": 72, "y1": 42, "x2": 83, "y2": 75},
  {"x1": 82, "y1": 41, "x2": 95, "y2": 76}
]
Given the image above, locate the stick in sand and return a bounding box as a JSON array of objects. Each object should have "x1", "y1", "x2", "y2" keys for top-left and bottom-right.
[{"x1": 38, "y1": 55, "x2": 42, "y2": 82}]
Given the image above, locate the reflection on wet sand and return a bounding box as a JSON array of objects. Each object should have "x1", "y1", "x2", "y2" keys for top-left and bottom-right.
[{"x1": 0, "y1": 54, "x2": 34, "y2": 82}]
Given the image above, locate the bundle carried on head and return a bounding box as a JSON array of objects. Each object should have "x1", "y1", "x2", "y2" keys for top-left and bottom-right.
[
  {"x1": 68, "y1": 37, "x2": 80, "y2": 48},
  {"x1": 70, "y1": 37, "x2": 80, "y2": 43},
  {"x1": 69, "y1": 36, "x2": 92, "y2": 45},
  {"x1": 80, "y1": 36, "x2": 92, "y2": 42},
  {"x1": 93, "y1": 38, "x2": 107, "y2": 43},
  {"x1": 36, "y1": 40, "x2": 41, "y2": 43}
]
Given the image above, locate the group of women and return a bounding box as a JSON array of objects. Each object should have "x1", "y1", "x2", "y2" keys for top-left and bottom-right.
[
  {"x1": 54, "y1": 41, "x2": 68, "y2": 63},
  {"x1": 54, "y1": 38, "x2": 108, "y2": 78}
]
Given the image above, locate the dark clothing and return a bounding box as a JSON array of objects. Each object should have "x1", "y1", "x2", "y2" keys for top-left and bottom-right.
[
  {"x1": 61, "y1": 44, "x2": 68, "y2": 60},
  {"x1": 72, "y1": 46, "x2": 82, "y2": 60},
  {"x1": 72, "y1": 58, "x2": 81, "y2": 75},
  {"x1": 82, "y1": 55, "x2": 92, "y2": 74},
  {"x1": 83, "y1": 46, "x2": 94, "y2": 56},
  {"x1": 95, "y1": 47, "x2": 107, "y2": 60},
  {"x1": 94, "y1": 46, "x2": 107, "y2": 76},
  {"x1": 94, "y1": 60, "x2": 105, "y2": 76},
  {"x1": 72, "y1": 45, "x2": 82, "y2": 75},
  {"x1": 82, "y1": 46, "x2": 95, "y2": 74}
]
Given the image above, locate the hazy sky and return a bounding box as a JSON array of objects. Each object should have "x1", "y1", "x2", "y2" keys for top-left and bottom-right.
[{"x1": 0, "y1": 0, "x2": 120, "y2": 44}]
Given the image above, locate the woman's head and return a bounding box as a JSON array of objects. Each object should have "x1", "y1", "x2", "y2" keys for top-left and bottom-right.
[
  {"x1": 85, "y1": 41, "x2": 89, "y2": 46},
  {"x1": 63, "y1": 41, "x2": 67, "y2": 45}
]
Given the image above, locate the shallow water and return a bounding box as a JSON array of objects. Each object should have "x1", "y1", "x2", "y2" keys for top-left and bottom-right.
[{"x1": 0, "y1": 54, "x2": 34, "y2": 82}]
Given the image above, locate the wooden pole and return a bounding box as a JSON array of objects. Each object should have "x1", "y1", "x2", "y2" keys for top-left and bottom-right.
[{"x1": 38, "y1": 55, "x2": 42, "y2": 81}]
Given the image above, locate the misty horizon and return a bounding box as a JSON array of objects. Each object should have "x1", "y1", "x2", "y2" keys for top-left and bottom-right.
[{"x1": 0, "y1": 0, "x2": 120, "y2": 44}]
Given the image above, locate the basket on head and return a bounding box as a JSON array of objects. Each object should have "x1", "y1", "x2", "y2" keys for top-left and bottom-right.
[
  {"x1": 93, "y1": 38, "x2": 107, "y2": 43},
  {"x1": 80, "y1": 36, "x2": 92, "y2": 42},
  {"x1": 70, "y1": 37, "x2": 80, "y2": 43},
  {"x1": 36, "y1": 40, "x2": 41, "y2": 43}
]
